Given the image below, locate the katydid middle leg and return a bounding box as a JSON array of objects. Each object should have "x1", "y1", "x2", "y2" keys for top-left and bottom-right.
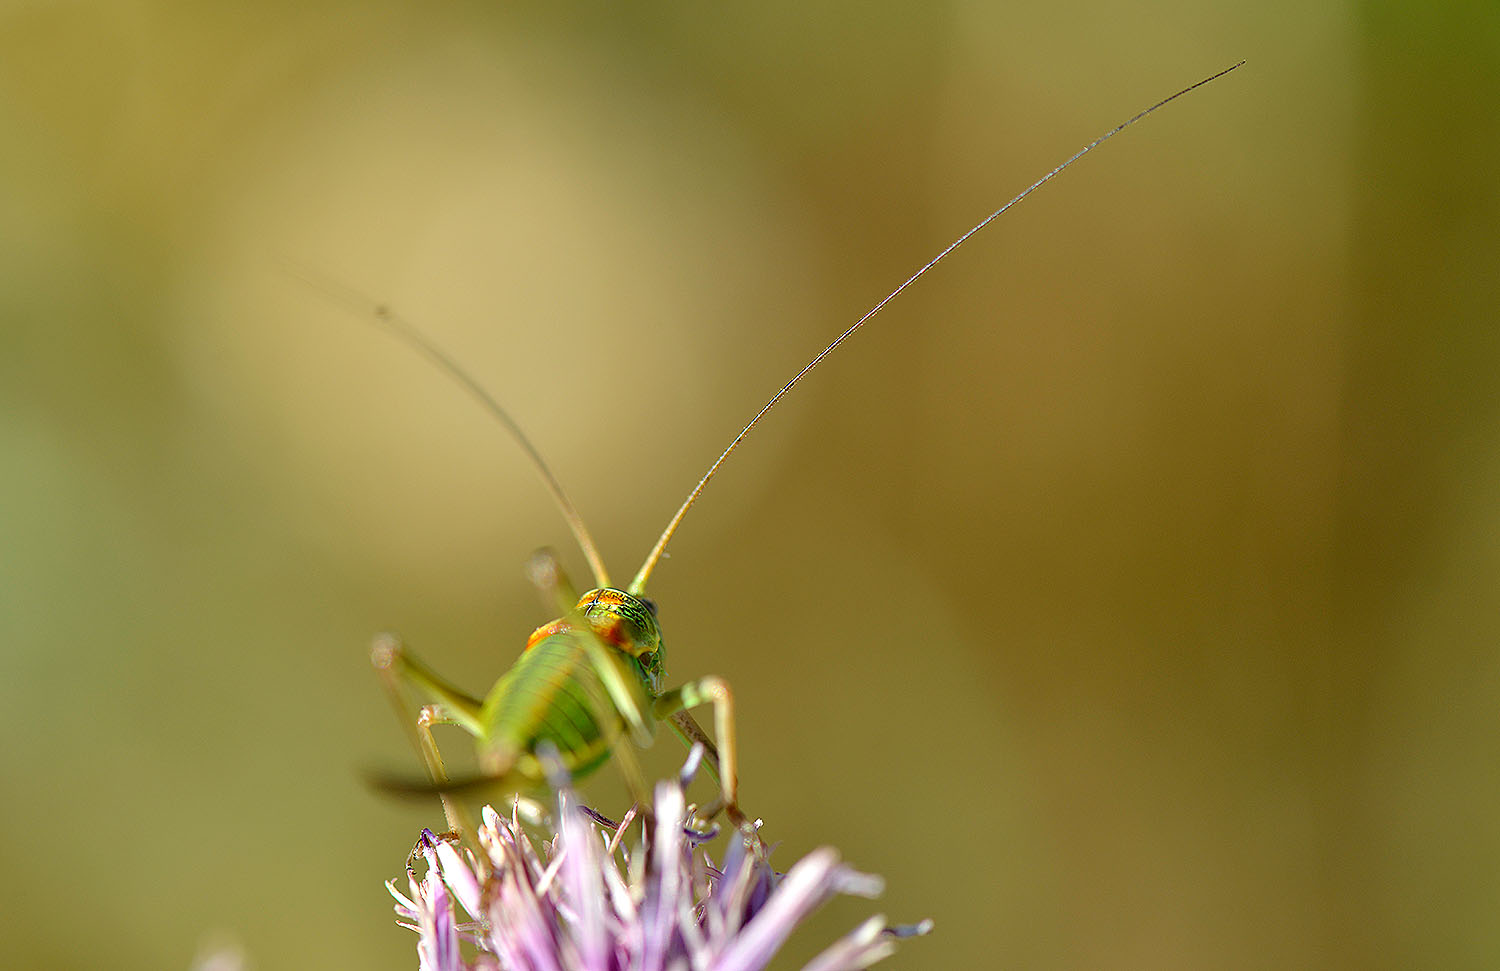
[{"x1": 414, "y1": 704, "x2": 480, "y2": 839}]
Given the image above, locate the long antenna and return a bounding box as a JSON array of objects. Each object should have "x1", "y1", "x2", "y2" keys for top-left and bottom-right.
[
  {"x1": 628, "y1": 60, "x2": 1244, "y2": 595},
  {"x1": 290, "y1": 266, "x2": 613, "y2": 589}
]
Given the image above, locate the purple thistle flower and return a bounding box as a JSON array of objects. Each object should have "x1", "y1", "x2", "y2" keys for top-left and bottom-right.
[{"x1": 386, "y1": 766, "x2": 931, "y2": 971}]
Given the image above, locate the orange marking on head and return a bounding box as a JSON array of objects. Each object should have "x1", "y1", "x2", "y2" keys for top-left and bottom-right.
[
  {"x1": 577, "y1": 590, "x2": 631, "y2": 647},
  {"x1": 592, "y1": 617, "x2": 627, "y2": 648}
]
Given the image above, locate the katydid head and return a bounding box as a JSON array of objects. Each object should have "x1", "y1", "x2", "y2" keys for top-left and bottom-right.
[{"x1": 577, "y1": 587, "x2": 666, "y2": 693}]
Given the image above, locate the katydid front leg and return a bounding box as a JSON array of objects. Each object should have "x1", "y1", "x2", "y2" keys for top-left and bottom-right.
[{"x1": 653, "y1": 676, "x2": 750, "y2": 835}]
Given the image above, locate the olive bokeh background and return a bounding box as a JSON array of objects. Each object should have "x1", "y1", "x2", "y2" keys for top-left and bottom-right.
[{"x1": 4, "y1": 2, "x2": 1497, "y2": 968}]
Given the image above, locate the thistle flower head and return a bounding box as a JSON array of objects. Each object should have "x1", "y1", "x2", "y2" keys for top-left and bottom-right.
[{"x1": 386, "y1": 767, "x2": 931, "y2": 971}]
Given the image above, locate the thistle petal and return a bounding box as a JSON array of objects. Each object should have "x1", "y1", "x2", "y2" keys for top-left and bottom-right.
[
  {"x1": 800, "y1": 916, "x2": 895, "y2": 971},
  {"x1": 388, "y1": 764, "x2": 928, "y2": 971}
]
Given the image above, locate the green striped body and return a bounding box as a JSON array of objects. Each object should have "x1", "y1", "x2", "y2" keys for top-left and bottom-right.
[{"x1": 478, "y1": 631, "x2": 649, "y2": 780}]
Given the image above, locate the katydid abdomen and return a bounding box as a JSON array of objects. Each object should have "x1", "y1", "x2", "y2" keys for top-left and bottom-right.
[{"x1": 480, "y1": 633, "x2": 635, "y2": 780}]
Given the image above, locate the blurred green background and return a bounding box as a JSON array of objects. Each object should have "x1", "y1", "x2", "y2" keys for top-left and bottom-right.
[{"x1": 4, "y1": 1, "x2": 1498, "y2": 968}]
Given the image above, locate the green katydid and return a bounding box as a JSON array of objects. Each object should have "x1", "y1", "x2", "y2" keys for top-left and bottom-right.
[{"x1": 353, "y1": 61, "x2": 1243, "y2": 843}]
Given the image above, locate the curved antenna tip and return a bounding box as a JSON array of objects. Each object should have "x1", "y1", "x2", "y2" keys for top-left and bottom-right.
[
  {"x1": 628, "y1": 61, "x2": 1245, "y2": 592},
  {"x1": 286, "y1": 263, "x2": 614, "y2": 590}
]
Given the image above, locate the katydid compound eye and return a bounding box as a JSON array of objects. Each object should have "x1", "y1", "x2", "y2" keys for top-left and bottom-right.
[{"x1": 642, "y1": 598, "x2": 658, "y2": 617}]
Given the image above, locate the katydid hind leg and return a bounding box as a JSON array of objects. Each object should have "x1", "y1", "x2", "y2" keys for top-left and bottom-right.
[
  {"x1": 370, "y1": 633, "x2": 485, "y2": 734},
  {"x1": 370, "y1": 634, "x2": 486, "y2": 839}
]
